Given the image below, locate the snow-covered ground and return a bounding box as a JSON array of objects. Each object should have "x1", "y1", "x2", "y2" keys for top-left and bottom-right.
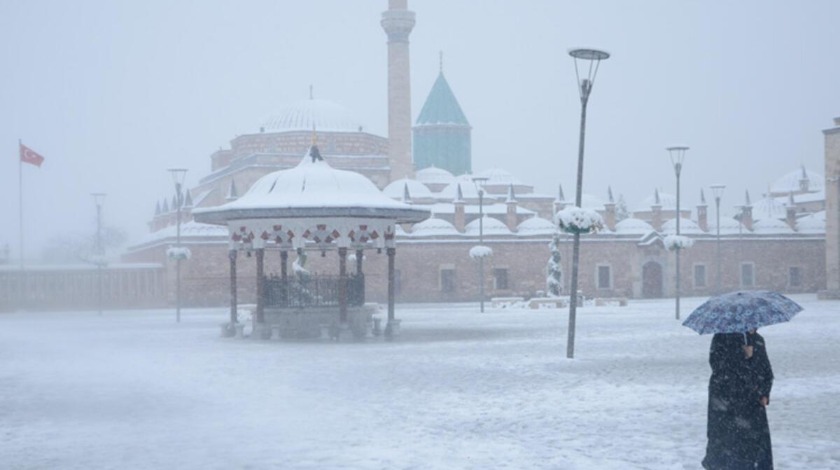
[{"x1": 2, "y1": 296, "x2": 839, "y2": 469}]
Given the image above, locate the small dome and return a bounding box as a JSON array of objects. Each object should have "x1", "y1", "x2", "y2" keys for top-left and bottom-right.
[
  {"x1": 440, "y1": 174, "x2": 482, "y2": 200},
  {"x1": 475, "y1": 168, "x2": 523, "y2": 186},
  {"x1": 383, "y1": 179, "x2": 434, "y2": 200},
  {"x1": 797, "y1": 211, "x2": 825, "y2": 234},
  {"x1": 660, "y1": 218, "x2": 704, "y2": 235},
  {"x1": 709, "y1": 215, "x2": 746, "y2": 235},
  {"x1": 262, "y1": 99, "x2": 364, "y2": 133},
  {"x1": 516, "y1": 217, "x2": 556, "y2": 236},
  {"x1": 614, "y1": 218, "x2": 654, "y2": 235},
  {"x1": 752, "y1": 196, "x2": 787, "y2": 221},
  {"x1": 465, "y1": 216, "x2": 511, "y2": 236},
  {"x1": 410, "y1": 217, "x2": 459, "y2": 237},
  {"x1": 752, "y1": 217, "x2": 795, "y2": 234},
  {"x1": 770, "y1": 167, "x2": 824, "y2": 195},
  {"x1": 635, "y1": 191, "x2": 677, "y2": 212},
  {"x1": 416, "y1": 166, "x2": 455, "y2": 185}
]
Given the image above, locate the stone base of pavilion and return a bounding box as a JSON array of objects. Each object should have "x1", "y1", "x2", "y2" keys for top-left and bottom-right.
[{"x1": 225, "y1": 303, "x2": 399, "y2": 341}]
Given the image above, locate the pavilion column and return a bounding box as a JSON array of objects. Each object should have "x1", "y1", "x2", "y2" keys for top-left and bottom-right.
[
  {"x1": 338, "y1": 247, "x2": 348, "y2": 323},
  {"x1": 355, "y1": 249, "x2": 364, "y2": 274},
  {"x1": 280, "y1": 250, "x2": 288, "y2": 281},
  {"x1": 229, "y1": 250, "x2": 237, "y2": 325},
  {"x1": 255, "y1": 248, "x2": 265, "y2": 324},
  {"x1": 387, "y1": 247, "x2": 396, "y2": 322}
]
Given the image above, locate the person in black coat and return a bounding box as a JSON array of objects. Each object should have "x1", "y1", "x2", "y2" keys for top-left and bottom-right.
[{"x1": 702, "y1": 330, "x2": 774, "y2": 469}]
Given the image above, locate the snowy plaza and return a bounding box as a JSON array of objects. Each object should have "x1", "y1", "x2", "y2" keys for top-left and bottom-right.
[{"x1": 2, "y1": 295, "x2": 839, "y2": 469}]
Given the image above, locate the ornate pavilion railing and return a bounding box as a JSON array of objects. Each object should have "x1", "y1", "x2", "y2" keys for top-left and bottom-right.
[{"x1": 262, "y1": 274, "x2": 365, "y2": 308}]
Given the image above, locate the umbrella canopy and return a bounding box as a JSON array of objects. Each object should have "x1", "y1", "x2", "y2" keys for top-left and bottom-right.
[{"x1": 682, "y1": 290, "x2": 802, "y2": 335}]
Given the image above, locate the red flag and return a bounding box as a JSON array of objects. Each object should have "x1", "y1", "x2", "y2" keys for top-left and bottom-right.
[{"x1": 19, "y1": 143, "x2": 45, "y2": 167}]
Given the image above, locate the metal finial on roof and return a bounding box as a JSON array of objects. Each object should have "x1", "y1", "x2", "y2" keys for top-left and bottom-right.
[
  {"x1": 557, "y1": 184, "x2": 565, "y2": 202},
  {"x1": 654, "y1": 188, "x2": 661, "y2": 205},
  {"x1": 700, "y1": 188, "x2": 707, "y2": 205},
  {"x1": 607, "y1": 186, "x2": 614, "y2": 203},
  {"x1": 745, "y1": 190, "x2": 752, "y2": 206},
  {"x1": 403, "y1": 182, "x2": 411, "y2": 203}
]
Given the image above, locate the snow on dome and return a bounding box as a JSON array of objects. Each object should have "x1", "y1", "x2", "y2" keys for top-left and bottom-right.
[
  {"x1": 635, "y1": 191, "x2": 677, "y2": 212},
  {"x1": 383, "y1": 178, "x2": 434, "y2": 200},
  {"x1": 796, "y1": 211, "x2": 825, "y2": 234},
  {"x1": 441, "y1": 174, "x2": 482, "y2": 200},
  {"x1": 416, "y1": 166, "x2": 455, "y2": 185},
  {"x1": 465, "y1": 216, "x2": 511, "y2": 236},
  {"x1": 752, "y1": 196, "x2": 787, "y2": 221},
  {"x1": 770, "y1": 167, "x2": 824, "y2": 194},
  {"x1": 660, "y1": 218, "x2": 703, "y2": 235},
  {"x1": 409, "y1": 217, "x2": 460, "y2": 237},
  {"x1": 516, "y1": 217, "x2": 556, "y2": 236},
  {"x1": 709, "y1": 215, "x2": 746, "y2": 235},
  {"x1": 475, "y1": 168, "x2": 523, "y2": 186},
  {"x1": 262, "y1": 99, "x2": 364, "y2": 133},
  {"x1": 752, "y1": 217, "x2": 795, "y2": 234},
  {"x1": 614, "y1": 218, "x2": 654, "y2": 235}
]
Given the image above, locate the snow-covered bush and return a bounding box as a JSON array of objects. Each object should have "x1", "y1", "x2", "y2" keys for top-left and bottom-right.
[
  {"x1": 662, "y1": 235, "x2": 694, "y2": 251},
  {"x1": 166, "y1": 247, "x2": 192, "y2": 261},
  {"x1": 469, "y1": 245, "x2": 493, "y2": 259},
  {"x1": 554, "y1": 207, "x2": 604, "y2": 235},
  {"x1": 546, "y1": 233, "x2": 562, "y2": 297}
]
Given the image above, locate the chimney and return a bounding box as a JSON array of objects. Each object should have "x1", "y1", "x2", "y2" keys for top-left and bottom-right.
[
  {"x1": 651, "y1": 189, "x2": 663, "y2": 231},
  {"x1": 505, "y1": 184, "x2": 518, "y2": 231},
  {"x1": 603, "y1": 186, "x2": 616, "y2": 231},
  {"x1": 786, "y1": 192, "x2": 798, "y2": 230},
  {"x1": 453, "y1": 183, "x2": 466, "y2": 232},
  {"x1": 697, "y1": 188, "x2": 708, "y2": 232}
]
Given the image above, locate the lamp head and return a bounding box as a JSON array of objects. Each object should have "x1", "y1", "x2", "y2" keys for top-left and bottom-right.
[
  {"x1": 710, "y1": 184, "x2": 726, "y2": 200},
  {"x1": 91, "y1": 192, "x2": 106, "y2": 206}
]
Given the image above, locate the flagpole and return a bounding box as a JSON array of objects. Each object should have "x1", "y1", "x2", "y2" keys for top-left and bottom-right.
[{"x1": 18, "y1": 139, "x2": 24, "y2": 271}]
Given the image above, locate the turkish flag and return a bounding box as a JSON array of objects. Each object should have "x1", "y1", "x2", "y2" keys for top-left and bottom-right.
[{"x1": 19, "y1": 143, "x2": 45, "y2": 167}]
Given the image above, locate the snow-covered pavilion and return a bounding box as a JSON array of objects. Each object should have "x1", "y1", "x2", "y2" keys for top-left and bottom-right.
[{"x1": 193, "y1": 144, "x2": 429, "y2": 339}]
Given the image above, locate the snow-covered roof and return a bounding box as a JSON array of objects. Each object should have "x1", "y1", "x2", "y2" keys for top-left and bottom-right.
[
  {"x1": 193, "y1": 146, "x2": 429, "y2": 224},
  {"x1": 409, "y1": 217, "x2": 460, "y2": 237},
  {"x1": 614, "y1": 218, "x2": 654, "y2": 235},
  {"x1": 558, "y1": 194, "x2": 606, "y2": 210},
  {"x1": 383, "y1": 178, "x2": 434, "y2": 201},
  {"x1": 516, "y1": 217, "x2": 556, "y2": 236},
  {"x1": 415, "y1": 166, "x2": 455, "y2": 185},
  {"x1": 464, "y1": 216, "x2": 512, "y2": 236},
  {"x1": 635, "y1": 191, "x2": 677, "y2": 212},
  {"x1": 796, "y1": 211, "x2": 826, "y2": 234},
  {"x1": 752, "y1": 217, "x2": 795, "y2": 234},
  {"x1": 261, "y1": 98, "x2": 365, "y2": 133},
  {"x1": 708, "y1": 215, "x2": 747, "y2": 235},
  {"x1": 660, "y1": 218, "x2": 704, "y2": 235},
  {"x1": 770, "y1": 167, "x2": 824, "y2": 194}
]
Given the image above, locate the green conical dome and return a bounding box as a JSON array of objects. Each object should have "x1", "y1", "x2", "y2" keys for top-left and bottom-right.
[{"x1": 415, "y1": 72, "x2": 470, "y2": 126}]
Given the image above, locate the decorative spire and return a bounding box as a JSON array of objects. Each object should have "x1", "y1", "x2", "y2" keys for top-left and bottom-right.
[
  {"x1": 227, "y1": 179, "x2": 239, "y2": 201},
  {"x1": 557, "y1": 184, "x2": 565, "y2": 202},
  {"x1": 403, "y1": 182, "x2": 412, "y2": 203},
  {"x1": 607, "y1": 186, "x2": 614, "y2": 203},
  {"x1": 506, "y1": 183, "x2": 517, "y2": 203},
  {"x1": 455, "y1": 183, "x2": 464, "y2": 202},
  {"x1": 183, "y1": 189, "x2": 193, "y2": 208},
  {"x1": 700, "y1": 188, "x2": 707, "y2": 205},
  {"x1": 654, "y1": 188, "x2": 661, "y2": 205},
  {"x1": 745, "y1": 190, "x2": 752, "y2": 206}
]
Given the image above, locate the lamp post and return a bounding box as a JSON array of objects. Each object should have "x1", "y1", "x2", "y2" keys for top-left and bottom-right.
[
  {"x1": 472, "y1": 176, "x2": 489, "y2": 313},
  {"x1": 168, "y1": 168, "x2": 188, "y2": 323},
  {"x1": 567, "y1": 48, "x2": 609, "y2": 359},
  {"x1": 667, "y1": 146, "x2": 688, "y2": 320},
  {"x1": 710, "y1": 184, "x2": 725, "y2": 294},
  {"x1": 92, "y1": 193, "x2": 106, "y2": 315}
]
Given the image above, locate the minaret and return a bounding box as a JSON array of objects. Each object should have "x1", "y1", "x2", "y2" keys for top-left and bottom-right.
[{"x1": 381, "y1": 0, "x2": 416, "y2": 182}]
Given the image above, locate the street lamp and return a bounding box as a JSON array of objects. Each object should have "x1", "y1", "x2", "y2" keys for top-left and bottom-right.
[
  {"x1": 92, "y1": 193, "x2": 106, "y2": 315},
  {"x1": 567, "y1": 48, "x2": 609, "y2": 359},
  {"x1": 710, "y1": 184, "x2": 726, "y2": 294},
  {"x1": 472, "y1": 176, "x2": 489, "y2": 313},
  {"x1": 168, "y1": 168, "x2": 188, "y2": 323},
  {"x1": 667, "y1": 146, "x2": 688, "y2": 320}
]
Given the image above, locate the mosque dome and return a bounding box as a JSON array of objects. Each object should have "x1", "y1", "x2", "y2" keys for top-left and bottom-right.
[
  {"x1": 261, "y1": 98, "x2": 364, "y2": 133},
  {"x1": 383, "y1": 178, "x2": 434, "y2": 200},
  {"x1": 416, "y1": 166, "x2": 455, "y2": 186},
  {"x1": 752, "y1": 217, "x2": 795, "y2": 234},
  {"x1": 660, "y1": 218, "x2": 704, "y2": 235},
  {"x1": 752, "y1": 196, "x2": 787, "y2": 221},
  {"x1": 770, "y1": 167, "x2": 824, "y2": 195},
  {"x1": 614, "y1": 218, "x2": 655, "y2": 235},
  {"x1": 410, "y1": 217, "x2": 460, "y2": 237},
  {"x1": 465, "y1": 216, "x2": 511, "y2": 236},
  {"x1": 516, "y1": 217, "x2": 556, "y2": 236},
  {"x1": 796, "y1": 211, "x2": 826, "y2": 234}
]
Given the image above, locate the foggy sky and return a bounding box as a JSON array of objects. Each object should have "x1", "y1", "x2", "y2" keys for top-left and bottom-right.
[{"x1": 2, "y1": 0, "x2": 839, "y2": 260}]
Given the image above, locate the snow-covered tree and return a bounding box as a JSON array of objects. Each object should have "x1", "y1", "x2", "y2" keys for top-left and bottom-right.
[{"x1": 546, "y1": 232, "x2": 562, "y2": 297}]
